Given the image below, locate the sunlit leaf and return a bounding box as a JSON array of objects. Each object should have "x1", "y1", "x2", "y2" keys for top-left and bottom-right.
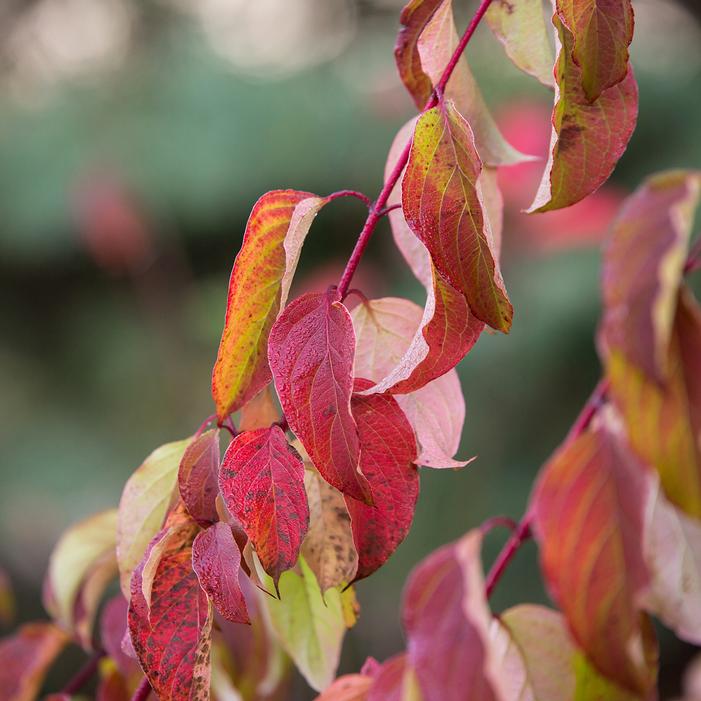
[
  {"x1": 43, "y1": 509, "x2": 118, "y2": 649},
  {"x1": 212, "y1": 190, "x2": 327, "y2": 420},
  {"x1": 128, "y1": 512, "x2": 212, "y2": 701},
  {"x1": 527, "y1": 15, "x2": 637, "y2": 212},
  {"x1": 352, "y1": 297, "x2": 471, "y2": 468},
  {"x1": 402, "y1": 530, "x2": 504, "y2": 701},
  {"x1": 302, "y1": 462, "x2": 358, "y2": 593},
  {"x1": 220, "y1": 425, "x2": 308, "y2": 587},
  {"x1": 403, "y1": 100, "x2": 512, "y2": 332},
  {"x1": 485, "y1": 0, "x2": 555, "y2": 87},
  {"x1": 0, "y1": 623, "x2": 68, "y2": 701},
  {"x1": 557, "y1": 0, "x2": 634, "y2": 102},
  {"x1": 117, "y1": 438, "x2": 191, "y2": 597},
  {"x1": 192, "y1": 522, "x2": 250, "y2": 625},
  {"x1": 345, "y1": 382, "x2": 419, "y2": 580},
  {"x1": 530, "y1": 411, "x2": 655, "y2": 694},
  {"x1": 268, "y1": 289, "x2": 371, "y2": 503},
  {"x1": 178, "y1": 429, "x2": 221, "y2": 527},
  {"x1": 255, "y1": 556, "x2": 356, "y2": 692},
  {"x1": 641, "y1": 470, "x2": 701, "y2": 645}
]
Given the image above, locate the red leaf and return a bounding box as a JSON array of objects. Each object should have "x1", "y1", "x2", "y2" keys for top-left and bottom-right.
[
  {"x1": 531, "y1": 411, "x2": 655, "y2": 694},
  {"x1": 402, "y1": 100, "x2": 513, "y2": 332},
  {"x1": 402, "y1": 530, "x2": 504, "y2": 701},
  {"x1": 527, "y1": 16, "x2": 638, "y2": 212},
  {"x1": 268, "y1": 289, "x2": 372, "y2": 503},
  {"x1": 345, "y1": 380, "x2": 419, "y2": 581},
  {"x1": 192, "y1": 522, "x2": 250, "y2": 625},
  {"x1": 212, "y1": 190, "x2": 328, "y2": 419},
  {"x1": 219, "y1": 426, "x2": 309, "y2": 586},
  {"x1": 100, "y1": 595, "x2": 137, "y2": 677},
  {"x1": 178, "y1": 429, "x2": 221, "y2": 526},
  {"x1": 128, "y1": 514, "x2": 213, "y2": 701},
  {"x1": 0, "y1": 623, "x2": 68, "y2": 701}
]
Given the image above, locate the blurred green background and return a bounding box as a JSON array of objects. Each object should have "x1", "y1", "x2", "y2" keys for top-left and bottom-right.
[{"x1": 1, "y1": 0, "x2": 700, "y2": 697}]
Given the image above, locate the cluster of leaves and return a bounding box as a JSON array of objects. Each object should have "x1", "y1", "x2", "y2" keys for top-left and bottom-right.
[{"x1": 0, "y1": 0, "x2": 699, "y2": 700}]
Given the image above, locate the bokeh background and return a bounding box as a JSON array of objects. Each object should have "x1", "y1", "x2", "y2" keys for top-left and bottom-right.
[{"x1": 1, "y1": 0, "x2": 701, "y2": 697}]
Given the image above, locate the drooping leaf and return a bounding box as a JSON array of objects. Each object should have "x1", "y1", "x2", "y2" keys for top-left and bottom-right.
[
  {"x1": 485, "y1": 0, "x2": 555, "y2": 87},
  {"x1": 530, "y1": 411, "x2": 655, "y2": 694},
  {"x1": 403, "y1": 100, "x2": 513, "y2": 333},
  {"x1": 117, "y1": 437, "x2": 191, "y2": 597},
  {"x1": 219, "y1": 426, "x2": 309, "y2": 587},
  {"x1": 128, "y1": 513, "x2": 213, "y2": 701},
  {"x1": 345, "y1": 382, "x2": 419, "y2": 581},
  {"x1": 606, "y1": 288, "x2": 701, "y2": 518},
  {"x1": 556, "y1": 0, "x2": 634, "y2": 102},
  {"x1": 212, "y1": 190, "x2": 328, "y2": 420},
  {"x1": 192, "y1": 522, "x2": 250, "y2": 625},
  {"x1": 239, "y1": 385, "x2": 280, "y2": 432},
  {"x1": 351, "y1": 297, "x2": 470, "y2": 468},
  {"x1": 527, "y1": 15, "x2": 638, "y2": 213},
  {"x1": 600, "y1": 171, "x2": 701, "y2": 384},
  {"x1": 402, "y1": 530, "x2": 504, "y2": 701},
  {"x1": 100, "y1": 595, "x2": 138, "y2": 678},
  {"x1": 372, "y1": 121, "x2": 484, "y2": 394},
  {"x1": 0, "y1": 623, "x2": 68, "y2": 701},
  {"x1": 268, "y1": 289, "x2": 371, "y2": 503},
  {"x1": 641, "y1": 471, "x2": 701, "y2": 645},
  {"x1": 255, "y1": 555, "x2": 357, "y2": 693},
  {"x1": 395, "y1": 0, "x2": 526, "y2": 165},
  {"x1": 302, "y1": 461, "x2": 358, "y2": 593},
  {"x1": 367, "y1": 654, "x2": 422, "y2": 701},
  {"x1": 178, "y1": 429, "x2": 221, "y2": 526},
  {"x1": 43, "y1": 509, "x2": 118, "y2": 649}
]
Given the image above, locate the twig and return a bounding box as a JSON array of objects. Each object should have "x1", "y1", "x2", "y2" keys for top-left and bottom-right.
[{"x1": 61, "y1": 650, "x2": 105, "y2": 695}]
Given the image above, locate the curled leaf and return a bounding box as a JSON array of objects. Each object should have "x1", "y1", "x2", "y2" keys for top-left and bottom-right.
[
  {"x1": 178, "y1": 429, "x2": 221, "y2": 526},
  {"x1": 268, "y1": 289, "x2": 371, "y2": 503},
  {"x1": 212, "y1": 190, "x2": 328, "y2": 419},
  {"x1": 219, "y1": 426, "x2": 309, "y2": 587},
  {"x1": 527, "y1": 15, "x2": 638, "y2": 213}
]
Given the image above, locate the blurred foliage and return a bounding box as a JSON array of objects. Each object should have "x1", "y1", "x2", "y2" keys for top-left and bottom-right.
[{"x1": 1, "y1": 0, "x2": 700, "y2": 697}]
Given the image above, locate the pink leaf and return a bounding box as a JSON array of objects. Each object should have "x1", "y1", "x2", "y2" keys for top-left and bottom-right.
[
  {"x1": 178, "y1": 429, "x2": 221, "y2": 526},
  {"x1": 219, "y1": 426, "x2": 308, "y2": 587},
  {"x1": 268, "y1": 289, "x2": 372, "y2": 503},
  {"x1": 192, "y1": 522, "x2": 250, "y2": 625}
]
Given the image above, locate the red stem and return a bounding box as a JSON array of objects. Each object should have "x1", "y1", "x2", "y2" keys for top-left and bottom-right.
[
  {"x1": 684, "y1": 235, "x2": 701, "y2": 274},
  {"x1": 337, "y1": 0, "x2": 495, "y2": 298},
  {"x1": 61, "y1": 650, "x2": 105, "y2": 695},
  {"x1": 484, "y1": 377, "x2": 610, "y2": 598},
  {"x1": 327, "y1": 189, "x2": 372, "y2": 207},
  {"x1": 196, "y1": 413, "x2": 217, "y2": 438},
  {"x1": 480, "y1": 515, "x2": 518, "y2": 536},
  {"x1": 131, "y1": 676, "x2": 152, "y2": 701}
]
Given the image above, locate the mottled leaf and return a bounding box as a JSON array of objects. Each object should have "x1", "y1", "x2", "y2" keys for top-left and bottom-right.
[
  {"x1": 352, "y1": 297, "x2": 471, "y2": 468},
  {"x1": 212, "y1": 190, "x2": 327, "y2": 419},
  {"x1": 43, "y1": 509, "x2": 118, "y2": 648},
  {"x1": 128, "y1": 513, "x2": 213, "y2": 701},
  {"x1": 268, "y1": 289, "x2": 371, "y2": 503},
  {"x1": 606, "y1": 288, "x2": 701, "y2": 518},
  {"x1": 255, "y1": 555, "x2": 356, "y2": 692},
  {"x1": 345, "y1": 382, "x2": 419, "y2": 581},
  {"x1": 395, "y1": 0, "x2": 526, "y2": 165},
  {"x1": 402, "y1": 530, "x2": 504, "y2": 701},
  {"x1": 302, "y1": 462, "x2": 358, "y2": 593},
  {"x1": 600, "y1": 171, "x2": 701, "y2": 384},
  {"x1": 117, "y1": 438, "x2": 191, "y2": 596},
  {"x1": 485, "y1": 0, "x2": 555, "y2": 87},
  {"x1": 192, "y1": 522, "x2": 250, "y2": 625},
  {"x1": 642, "y1": 471, "x2": 701, "y2": 645},
  {"x1": 403, "y1": 100, "x2": 512, "y2": 332},
  {"x1": 179, "y1": 429, "x2": 221, "y2": 526},
  {"x1": 530, "y1": 411, "x2": 654, "y2": 694},
  {"x1": 0, "y1": 623, "x2": 68, "y2": 701},
  {"x1": 219, "y1": 426, "x2": 308, "y2": 586},
  {"x1": 527, "y1": 15, "x2": 638, "y2": 212},
  {"x1": 557, "y1": 0, "x2": 634, "y2": 102}
]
